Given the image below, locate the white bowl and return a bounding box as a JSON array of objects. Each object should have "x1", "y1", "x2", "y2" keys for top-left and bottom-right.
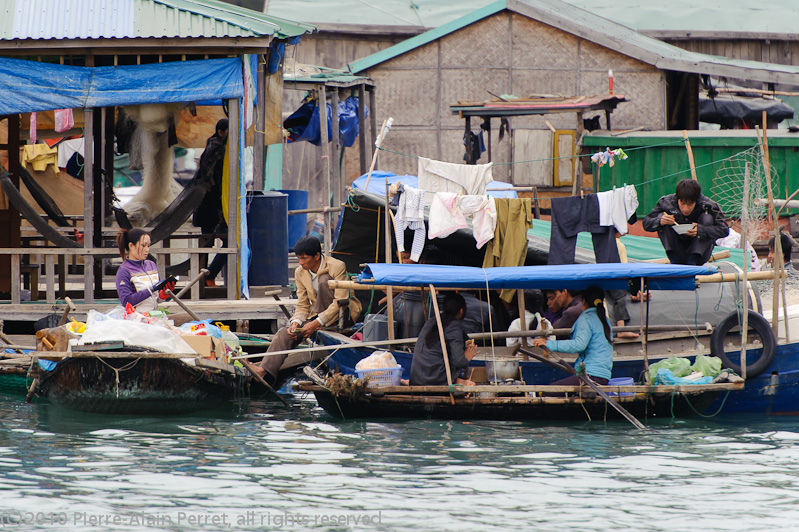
[{"x1": 673, "y1": 224, "x2": 694, "y2": 235}]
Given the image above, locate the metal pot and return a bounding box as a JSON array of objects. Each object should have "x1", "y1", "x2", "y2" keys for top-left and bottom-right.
[{"x1": 484, "y1": 358, "x2": 520, "y2": 382}]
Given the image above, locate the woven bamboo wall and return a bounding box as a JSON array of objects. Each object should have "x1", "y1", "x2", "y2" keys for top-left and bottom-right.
[{"x1": 366, "y1": 10, "x2": 665, "y2": 188}]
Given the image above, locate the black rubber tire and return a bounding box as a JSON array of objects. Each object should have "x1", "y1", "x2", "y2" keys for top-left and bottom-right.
[{"x1": 711, "y1": 310, "x2": 776, "y2": 378}]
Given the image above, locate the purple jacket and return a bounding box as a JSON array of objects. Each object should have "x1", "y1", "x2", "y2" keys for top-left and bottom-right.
[{"x1": 116, "y1": 259, "x2": 160, "y2": 309}]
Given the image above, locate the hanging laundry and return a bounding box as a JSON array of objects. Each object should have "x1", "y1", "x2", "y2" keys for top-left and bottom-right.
[
  {"x1": 22, "y1": 144, "x2": 59, "y2": 174},
  {"x1": 596, "y1": 184, "x2": 638, "y2": 234},
  {"x1": 428, "y1": 193, "x2": 497, "y2": 249},
  {"x1": 54, "y1": 109, "x2": 74, "y2": 133},
  {"x1": 482, "y1": 198, "x2": 532, "y2": 303},
  {"x1": 462, "y1": 195, "x2": 496, "y2": 249},
  {"x1": 29, "y1": 112, "x2": 37, "y2": 145},
  {"x1": 57, "y1": 138, "x2": 84, "y2": 169},
  {"x1": 548, "y1": 195, "x2": 620, "y2": 266},
  {"x1": 393, "y1": 183, "x2": 426, "y2": 262},
  {"x1": 418, "y1": 157, "x2": 493, "y2": 197},
  {"x1": 590, "y1": 148, "x2": 627, "y2": 168}
]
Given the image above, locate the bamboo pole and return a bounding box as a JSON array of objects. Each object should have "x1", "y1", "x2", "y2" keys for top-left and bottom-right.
[
  {"x1": 429, "y1": 284, "x2": 455, "y2": 404},
  {"x1": 682, "y1": 130, "x2": 697, "y2": 181},
  {"x1": 740, "y1": 163, "x2": 750, "y2": 379},
  {"x1": 330, "y1": 271, "x2": 783, "y2": 294},
  {"x1": 756, "y1": 119, "x2": 782, "y2": 339}
]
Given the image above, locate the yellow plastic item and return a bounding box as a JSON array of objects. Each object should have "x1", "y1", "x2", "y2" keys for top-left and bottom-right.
[
  {"x1": 215, "y1": 322, "x2": 230, "y2": 331},
  {"x1": 65, "y1": 318, "x2": 86, "y2": 334}
]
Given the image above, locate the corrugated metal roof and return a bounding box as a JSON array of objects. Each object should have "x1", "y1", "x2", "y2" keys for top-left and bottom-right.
[
  {"x1": 265, "y1": 0, "x2": 492, "y2": 30},
  {"x1": 561, "y1": 0, "x2": 799, "y2": 38},
  {"x1": 350, "y1": 0, "x2": 799, "y2": 86},
  {"x1": 0, "y1": 0, "x2": 314, "y2": 41}
]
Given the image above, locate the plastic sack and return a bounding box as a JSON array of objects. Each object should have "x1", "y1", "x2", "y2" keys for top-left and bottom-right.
[
  {"x1": 691, "y1": 355, "x2": 722, "y2": 377},
  {"x1": 648, "y1": 356, "x2": 692, "y2": 383},
  {"x1": 78, "y1": 320, "x2": 195, "y2": 354},
  {"x1": 86, "y1": 307, "x2": 126, "y2": 329},
  {"x1": 178, "y1": 320, "x2": 223, "y2": 339},
  {"x1": 656, "y1": 368, "x2": 714, "y2": 385},
  {"x1": 355, "y1": 350, "x2": 398, "y2": 370}
]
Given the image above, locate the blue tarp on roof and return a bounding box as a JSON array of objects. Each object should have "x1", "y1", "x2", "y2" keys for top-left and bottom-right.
[
  {"x1": 0, "y1": 56, "x2": 244, "y2": 114},
  {"x1": 358, "y1": 263, "x2": 716, "y2": 291}
]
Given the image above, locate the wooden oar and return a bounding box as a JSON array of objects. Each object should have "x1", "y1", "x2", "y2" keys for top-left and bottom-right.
[
  {"x1": 241, "y1": 359, "x2": 290, "y2": 407},
  {"x1": 165, "y1": 289, "x2": 201, "y2": 322},
  {"x1": 57, "y1": 297, "x2": 77, "y2": 327},
  {"x1": 519, "y1": 347, "x2": 646, "y2": 430}
]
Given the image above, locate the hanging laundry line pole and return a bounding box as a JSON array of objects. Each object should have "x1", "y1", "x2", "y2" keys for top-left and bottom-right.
[{"x1": 363, "y1": 117, "x2": 394, "y2": 191}]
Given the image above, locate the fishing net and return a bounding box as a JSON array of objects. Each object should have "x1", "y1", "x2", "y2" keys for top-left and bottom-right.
[
  {"x1": 712, "y1": 145, "x2": 780, "y2": 244},
  {"x1": 712, "y1": 145, "x2": 799, "y2": 306}
]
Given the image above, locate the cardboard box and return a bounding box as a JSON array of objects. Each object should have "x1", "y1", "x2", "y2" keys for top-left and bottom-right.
[{"x1": 180, "y1": 335, "x2": 226, "y2": 359}]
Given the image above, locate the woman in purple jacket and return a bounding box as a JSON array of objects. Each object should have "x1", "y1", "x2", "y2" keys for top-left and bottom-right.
[{"x1": 115, "y1": 228, "x2": 174, "y2": 312}]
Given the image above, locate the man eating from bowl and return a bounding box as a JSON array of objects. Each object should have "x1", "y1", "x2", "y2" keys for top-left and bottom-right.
[{"x1": 642, "y1": 179, "x2": 729, "y2": 265}]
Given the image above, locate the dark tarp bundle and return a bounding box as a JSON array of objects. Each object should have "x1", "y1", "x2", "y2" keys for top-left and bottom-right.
[
  {"x1": 283, "y1": 96, "x2": 367, "y2": 146},
  {"x1": 699, "y1": 94, "x2": 794, "y2": 128},
  {"x1": 0, "y1": 56, "x2": 244, "y2": 114}
]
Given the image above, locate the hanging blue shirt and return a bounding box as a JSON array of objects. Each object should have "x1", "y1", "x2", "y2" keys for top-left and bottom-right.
[{"x1": 545, "y1": 307, "x2": 613, "y2": 380}]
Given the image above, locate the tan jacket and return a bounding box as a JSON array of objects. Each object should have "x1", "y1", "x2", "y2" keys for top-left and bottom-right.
[{"x1": 292, "y1": 255, "x2": 362, "y2": 326}]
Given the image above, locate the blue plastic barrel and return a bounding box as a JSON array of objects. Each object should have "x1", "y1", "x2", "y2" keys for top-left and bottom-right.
[
  {"x1": 247, "y1": 190, "x2": 288, "y2": 286},
  {"x1": 277, "y1": 189, "x2": 308, "y2": 251}
]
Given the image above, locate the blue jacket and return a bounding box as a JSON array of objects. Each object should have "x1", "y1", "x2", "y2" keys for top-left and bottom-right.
[{"x1": 545, "y1": 307, "x2": 613, "y2": 380}]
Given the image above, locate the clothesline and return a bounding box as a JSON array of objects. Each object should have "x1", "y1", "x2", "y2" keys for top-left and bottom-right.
[
  {"x1": 377, "y1": 138, "x2": 688, "y2": 165},
  {"x1": 376, "y1": 143, "x2": 753, "y2": 191}
]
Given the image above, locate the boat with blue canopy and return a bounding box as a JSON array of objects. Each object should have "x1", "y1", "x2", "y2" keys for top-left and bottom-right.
[{"x1": 291, "y1": 261, "x2": 787, "y2": 425}]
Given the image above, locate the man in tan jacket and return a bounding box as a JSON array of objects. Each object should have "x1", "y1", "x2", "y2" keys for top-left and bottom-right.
[{"x1": 248, "y1": 236, "x2": 362, "y2": 382}]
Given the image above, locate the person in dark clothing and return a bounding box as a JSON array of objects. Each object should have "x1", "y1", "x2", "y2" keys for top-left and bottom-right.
[
  {"x1": 192, "y1": 118, "x2": 228, "y2": 287},
  {"x1": 544, "y1": 289, "x2": 583, "y2": 329},
  {"x1": 410, "y1": 293, "x2": 478, "y2": 386},
  {"x1": 459, "y1": 291, "x2": 499, "y2": 335},
  {"x1": 642, "y1": 179, "x2": 729, "y2": 265}
]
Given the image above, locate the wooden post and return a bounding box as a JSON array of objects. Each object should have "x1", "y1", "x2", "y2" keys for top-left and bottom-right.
[
  {"x1": 640, "y1": 277, "x2": 649, "y2": 380},
  {"x1": 318, "y1": 84, "x2": 331, "y2": 252},
  {"x1": 358, "y1": 84, "x2": 368, "y2": 175},
  {"x1": 740, "y1": 163, "x2": 750, "y2": 379},
  {"x1": 331, "y1": 89, "x2": 341, "y2": 231},
  {"x1": 429, "y1": 283, "x2": 455, "y2": 405},
  {"x1": 253, "y1": 53, "x2": 266, "y2": 191},
  {"x1": 363, "y1": 118, "x2": 388, "y2": 192},
  {"x1": 517, "y1": 288, "x2": 528, "y2": 351},
  {"x1": 385, "y1": 181, "x2": 394, "y2": 340},
  {"x1": 83, "y1": 108, "x2": 95, "y2": 304},
  {"x1": 682, "y1": 130, "x2": 697, "y2": 181},
  {"x1": 226, "y1": 99, "x2": 239, "y2": 300}
]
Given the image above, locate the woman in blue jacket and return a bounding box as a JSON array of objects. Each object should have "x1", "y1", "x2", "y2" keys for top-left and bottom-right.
[{"x1": 533, "y1": 285, "x2": 613, "y2": 385}]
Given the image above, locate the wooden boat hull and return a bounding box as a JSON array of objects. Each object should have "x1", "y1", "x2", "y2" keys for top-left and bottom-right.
[
  {"x1": 316, "y1": 331, "x2": 799, "y2": 417},
  {"x1": 309, "y1": 387, "x2": 721, "y2": 422},
  {"x1": 37, "y1": 357, "x2": 243, "y2": 415}
]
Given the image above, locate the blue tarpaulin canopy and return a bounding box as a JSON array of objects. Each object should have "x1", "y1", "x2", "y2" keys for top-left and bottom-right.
[
  {"x1": 0, "y1": 56, "x2": 244, "y2": 114},
  {"x1": 357, "y1": 263, "x2": 716, "y2": 291}
]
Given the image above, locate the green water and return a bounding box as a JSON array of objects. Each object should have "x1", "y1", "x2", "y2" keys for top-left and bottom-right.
[{"x1": 1, "y1": 393, "x2": 798, "y2": 531}]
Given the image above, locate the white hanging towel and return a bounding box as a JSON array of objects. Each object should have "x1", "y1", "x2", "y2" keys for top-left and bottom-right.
[
  {"x1": 597, "y1": 185, "x2": 638, "y2": 235},
  {"x1": 418, "y1": 157, "x2": 493, "y2": 197},
  {"x1": 394, "y1": 185, "x2": 426, "y2": 262}
]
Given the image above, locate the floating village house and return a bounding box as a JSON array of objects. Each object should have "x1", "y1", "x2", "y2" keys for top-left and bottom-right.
[
  {"x1": 0, "y1": 0, "x2": 313, "y2": 316},
  {"x1": 343, "y1": 0, "x2": 799, "y2": 207}
]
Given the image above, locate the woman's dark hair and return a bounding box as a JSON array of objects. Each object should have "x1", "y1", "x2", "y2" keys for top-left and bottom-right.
[
  {"x1": 116, "y1": 228, "x2": 149, "y2": 259},
  {"x1": 294, "y1": 235, "x2": 322, "y2": 257},
  {"x1": 675, "y1": 179, "x2": 701, "y2": 203},
  {"x1": 425, "y1": 292, "x2": 466, "y2": 345},
  {"x1": 769, "y1": 232, "x2": 793, "y2": 263},
  {"x1": 523, "y1": 289, "x2": 544, "y2": 329},
  {"x1": 215, "y1": 118, "x2": 229, "y2": 135},
  {"x1": 583, "y1": 285, "x2": 612, "y2": 344}
]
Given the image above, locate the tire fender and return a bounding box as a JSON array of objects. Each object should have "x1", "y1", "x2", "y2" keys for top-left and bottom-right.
[{"x1": 710, "y1": 310, "x2": 776, "y2": 378}]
